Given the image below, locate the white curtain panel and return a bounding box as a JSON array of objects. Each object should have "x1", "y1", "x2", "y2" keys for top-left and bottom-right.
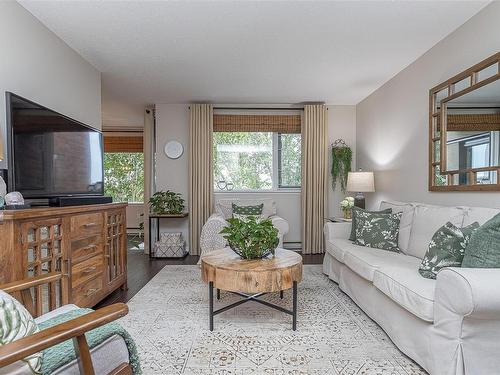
[
  {"x1": 301, "y1": 104, "x2": 328, "y2": 254},
  {"x1": 189, "y1": 104, "x2": 214, "y2": 256}
]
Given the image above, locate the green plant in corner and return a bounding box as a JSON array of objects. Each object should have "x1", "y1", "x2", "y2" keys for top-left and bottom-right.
[
  {"x1": 220, "y1": 216, "x2": 279, "y2": 260},
  {"x1": 148, "y1": 191, "x2": 185, "y2": 214},
  {"x1": 331, "y1": 139, "x2": 352, "y2": 193}
]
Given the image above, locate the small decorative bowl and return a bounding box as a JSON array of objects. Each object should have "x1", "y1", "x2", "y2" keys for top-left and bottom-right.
[{"x1": 229, "y1": 244, "x2": 274, "y2": 260}]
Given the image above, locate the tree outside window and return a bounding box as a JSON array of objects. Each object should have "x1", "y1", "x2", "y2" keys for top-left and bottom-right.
[
  {"x1": 213, "y1": 131, "x2": 301, "y2": 191},
  {"x1": 104, "y1": 152, "x2": 144, "y2": 202}
]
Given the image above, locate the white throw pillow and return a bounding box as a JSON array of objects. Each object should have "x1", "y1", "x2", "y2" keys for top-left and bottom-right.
[
  {"x1": 0, "y1": 290, "x2": 42, "y2": 374},
  {"x1": 461, "y1": 206, "x2": 500, "y2": 226},
  {"x1": 407, "y1": 204, "x2": 465, "y2": 259},
  {"x1": 379, "y1": 201, "x2": 415, "y2": 253}
]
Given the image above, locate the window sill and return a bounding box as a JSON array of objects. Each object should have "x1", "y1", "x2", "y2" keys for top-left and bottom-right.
[{"x1": 215, "y1": 189, "x2": 301, "y2": 194}]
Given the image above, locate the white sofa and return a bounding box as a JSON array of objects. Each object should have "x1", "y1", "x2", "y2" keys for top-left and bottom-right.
[
  {"x1": 323, "y1": 201, "x2": 500, "y2": 375},
  {"x1": 199, "y1": 198, "x2": 290, "y2": 257}
]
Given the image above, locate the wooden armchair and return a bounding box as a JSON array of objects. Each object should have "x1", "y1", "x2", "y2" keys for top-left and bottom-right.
[{"x1": 0, "y1": 273, "x2": 133, "y2": 375}]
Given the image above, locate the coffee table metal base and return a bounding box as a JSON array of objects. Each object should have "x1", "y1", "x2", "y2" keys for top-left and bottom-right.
[{"x1": 208, "y1": 281, "x2": 298, "y2": 331}]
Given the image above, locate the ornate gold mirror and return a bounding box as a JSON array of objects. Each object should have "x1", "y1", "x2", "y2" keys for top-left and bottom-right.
[{"x1": 429, "y1": 53, "x2": 500, "y2": 191}]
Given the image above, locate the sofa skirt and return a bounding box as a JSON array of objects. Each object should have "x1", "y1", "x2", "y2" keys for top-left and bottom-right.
[{"x1": 323, "y1": 252, "x2": 433, "y2": 374}]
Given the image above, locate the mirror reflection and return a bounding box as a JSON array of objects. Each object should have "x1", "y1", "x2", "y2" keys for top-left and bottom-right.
[{"x1": 444, "y1": 79, "x2": 500, "y2": 185}]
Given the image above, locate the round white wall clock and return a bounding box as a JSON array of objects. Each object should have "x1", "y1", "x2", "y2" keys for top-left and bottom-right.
[{"x1": 164, "y1": 141, "x2": 184, "y2": 159}]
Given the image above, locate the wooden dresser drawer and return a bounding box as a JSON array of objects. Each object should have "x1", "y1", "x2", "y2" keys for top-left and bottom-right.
[
  {"x1": 70, "y1": 212, "x2": 104, "y2": 239},
  {"x1": 71, "y1": 235, "x2": 103, "y2": 263},
  {"x1": 72, "y1": 254, "x2": 104, "y2": 289},
  {"x1": 73, "y1": 276, "x2": 103, "y2": 307}
]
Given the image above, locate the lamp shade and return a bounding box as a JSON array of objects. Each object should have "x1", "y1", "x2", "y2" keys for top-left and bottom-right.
[{"x1": 346, "y1": 171, "x2": 375, "y2": 192}]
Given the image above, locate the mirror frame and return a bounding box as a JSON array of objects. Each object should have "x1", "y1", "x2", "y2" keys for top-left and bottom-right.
[{"x1": 429, "y1": 52, "x2": 500, "y2": 191}]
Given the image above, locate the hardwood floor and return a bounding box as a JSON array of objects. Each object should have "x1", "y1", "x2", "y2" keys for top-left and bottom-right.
[{"x1": 96, "y1": 249, "x2": 324, "y2": 308}]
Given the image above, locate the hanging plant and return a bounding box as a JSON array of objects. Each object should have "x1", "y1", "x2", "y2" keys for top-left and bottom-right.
[{"x1": 331, "y1": 139, "x2": 352, "y2": 193}]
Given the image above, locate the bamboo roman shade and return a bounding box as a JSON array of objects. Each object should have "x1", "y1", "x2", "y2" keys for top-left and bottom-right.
[
  {"x1": 436, "y1": 113, "x2": 500, "y2": 132},
  {"x1": 104, "y1": 135, "x2": 143, "y2": 152},
  {"x1": 213, "y1": 114, "x2": 301, "y2": 133}
]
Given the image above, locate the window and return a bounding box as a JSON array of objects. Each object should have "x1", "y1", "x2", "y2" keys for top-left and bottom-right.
[
  {"x1": 278, "y1": 133, "x2": 301, "y2": 188},
  {"x1": 104, "y1": 135, "x2": 144, "y2": 203},
  {"x1": 213, "y1": 131, "x2": 301, "y2": 191}
]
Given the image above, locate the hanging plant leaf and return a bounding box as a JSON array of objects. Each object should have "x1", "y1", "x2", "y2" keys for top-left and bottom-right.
[{"x1": 331, "y1": 140, "x2": 352, "y2": 193}]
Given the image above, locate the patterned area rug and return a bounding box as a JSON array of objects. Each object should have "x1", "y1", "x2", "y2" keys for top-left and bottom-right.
[{"x1": 119, "y1": 265, "x2": 426, "y2": 374}]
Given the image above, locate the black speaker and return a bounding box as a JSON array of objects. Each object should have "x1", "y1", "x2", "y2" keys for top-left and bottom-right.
[{"x1": 48, "y1": 196, "x2": 113, "y2": 207}]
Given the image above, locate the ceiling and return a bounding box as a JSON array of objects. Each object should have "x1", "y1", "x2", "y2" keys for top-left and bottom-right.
[{"x1": 20, "y1": 1, "x2": 488, "y2": 106}]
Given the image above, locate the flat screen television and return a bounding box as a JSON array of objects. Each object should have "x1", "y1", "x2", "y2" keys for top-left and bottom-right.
[{"x1": 6, "y1": 92, "x2": 104, "y2": 199}]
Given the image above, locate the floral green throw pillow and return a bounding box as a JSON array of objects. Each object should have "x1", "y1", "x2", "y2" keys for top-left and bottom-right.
[
  {"x1": 355, "y1": 211, "x2": 402, "y2": 252},
  {"x1": 0, "y1": 290, "x2": 42, "y2": 374},
  {"x1": 232, "y1": 203, "x2": 264, "y2": 221},
  {"x1": 349, "y1": 207, "x2": 392, "y2": 242},
  {"x1": 419, "y1": 222, "x2": 479, "y2": 279},
  {"x1": 462, "y1": 212, "x2": 500, "y2": 268}
]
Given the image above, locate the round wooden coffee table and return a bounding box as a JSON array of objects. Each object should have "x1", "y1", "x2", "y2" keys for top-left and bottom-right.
[{"x1": 201, "y1": 247, "x2": 303, "y2": 331}]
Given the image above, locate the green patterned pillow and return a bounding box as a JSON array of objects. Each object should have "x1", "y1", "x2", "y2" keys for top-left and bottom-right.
[
  {"x1": 349, "y1": 207, "x2": 392, "y2": 241},
  {"x1": 0, "y1": 290, "x2": 42, "y2": 374},
  {"x1": 355, "y1": 211, "x2": 402, "y2": 252},
  {"x1": 419, "y1": 222, "x2": 479, "y2": 279},
  {"x1": 232, "y1": 203, "x2": 263, "y2": 217},
  {"x1": 462, "y1": 213, "x2": 500, "y2": 268}
]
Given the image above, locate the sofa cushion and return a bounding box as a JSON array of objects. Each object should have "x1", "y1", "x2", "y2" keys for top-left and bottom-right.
[
  {"x1": 407, "y1": 204, "x2": 465, "y2": 259},
  {"x1": 379, "y1": 201, "x2": 415, "y2": 253},
  {"x1": 325, "y1": 238, "x2": 358, "y2": 263},
  {"x1": 462, "y1": 206, "x2": 500, "y2": 226},
  {"x1": 343, "y1": 246, "x2": 417, "y2": 282},
  {"x1": 373, "y1": 261, "x2": 436, "y2": 322}
]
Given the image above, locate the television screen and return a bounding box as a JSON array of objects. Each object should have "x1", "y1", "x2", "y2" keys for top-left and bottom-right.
[{"x1": 6, "y1": 93, "x2": 104, "y2": 198}]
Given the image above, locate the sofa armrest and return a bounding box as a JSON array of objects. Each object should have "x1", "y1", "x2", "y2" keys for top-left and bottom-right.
[
  {"x1": 269, "y1": 215, "x2": 289, "y2": 236},
  {"x1": 435, "y1": 268, "x2": 500, "y2": 319},
  {"x1": 324, "y1": 221, "x2": 352, "y2": 242}
]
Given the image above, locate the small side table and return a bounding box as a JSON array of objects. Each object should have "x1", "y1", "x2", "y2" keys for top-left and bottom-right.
[{"x1": 148, "y1": 212, "x2": 189, "y2": 258}]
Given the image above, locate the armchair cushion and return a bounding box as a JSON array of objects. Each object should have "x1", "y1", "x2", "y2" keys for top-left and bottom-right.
[
  {"x1": 215, "y1": 199, "x2": 276, "y2": 219},
  {"x1": 37, "y1": 307, "x2": 139, "y2": 375},
  {"x1": 0, "y1": 290, "x2": 42, "y2": 374}
]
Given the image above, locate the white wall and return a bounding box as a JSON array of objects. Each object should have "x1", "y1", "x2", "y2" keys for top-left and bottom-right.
[
  {"x1": 102, "y1": 88, "x2": 144, "y2": 130},
  {"x1": 155, "y1": 104, "x2": 190, "y2": 250},
  {"x1": 327, "y1": 106, "x2": 357, "y2": 218},
  {"x1": 356, "y1": 2, "x2": 500, "y2": 209},
  {"x1": 154, "y1": 104, "x2": 356, "y2": 248},
  {"x1": 0, "y1": 2, "x2": 101, "y2": 169}
]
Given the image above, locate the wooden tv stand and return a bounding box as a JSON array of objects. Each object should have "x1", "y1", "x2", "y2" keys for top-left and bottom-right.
[{"x1": 0, "y1": 203, "x2": 127, "y2": 314}]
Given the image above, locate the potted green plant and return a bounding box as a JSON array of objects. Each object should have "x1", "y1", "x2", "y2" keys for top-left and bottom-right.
[
  {"x1": 331, "y1": 139, "x2": 353, "y2": 193},
  {"x1": 148, "y1": 191, "x2": 185, "y2": 214},
  {"x1": 220, "y1": 216, "x2": 279, "y2": 260}
]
